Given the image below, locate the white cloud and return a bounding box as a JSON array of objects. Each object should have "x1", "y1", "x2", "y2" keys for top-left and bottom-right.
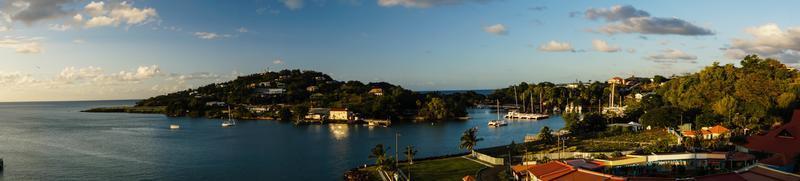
[
  {"x1": 584, "y1": 5, "x2": 713, "y2": 36},
  {"x1": 72, "y1": 39, "x2": 85, "y2": 44},
  {"x1": 280, "y1": 0, "x2": 304, "y2": 10},
  {"x1": 273, "y1": 59, "x2": 284, "y2": 64},
  {"x1": 84, "y1": 1, "x2": 105, "y2": 16},
  {"x1": 646, "y1": 49, "x2": 697, "y2": 62},
  {"x1": 626, "y1": 48, "x2": 636, "y2": 53},
  {"x1": 237, "y1": 27, "x2": 249, "y2": 33},
  {"x1": 81, "y1": 1, "x2": 158, "y2": 28},
  {"x1": 193, "y1": 32, "x2": 231, "y2": 40},
  {"x1": 538, "y1": 40, "x2": 574, "y2": 52},
  {"x1": 592, "y1": 39, "x2": 620, "y2": 52},
  {"x1": 378, "y1": 0, "x2": 499, "y2": 8},
  {"x1": 0, "y1": 36, "x2": 43, "y2": 54},
  {"x1": 3, "y1": 0, "x2": 75, "y2": 24},
  {"x1": 48, "y1": 24, "x2": 71, "y2": 31},
  {"x1": 0, "y1": 71, "x2": 36, "y2": 85},
  {"x1": 72, "y1": 14, "x2": 83, "y2": 22},
  {"x1": 483, "y1": 24, "x2": 507, "y2": 35},
  {"x1": 84, "y1": 16, "x2": 116, "y2": 28},
  {"x1": 725, "y1": 23, "x2": 800, "y2": 63},
  {"x1": 585, "y1": 5, "x2": 649, "y2": 22},
  {"x1": 57, "y1": 66, "x2": 105, "y2": 83}
]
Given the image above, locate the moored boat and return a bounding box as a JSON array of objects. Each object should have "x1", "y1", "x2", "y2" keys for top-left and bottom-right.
[{"x1": 169, "y1": 124, "x2": 180, "y2": 129}]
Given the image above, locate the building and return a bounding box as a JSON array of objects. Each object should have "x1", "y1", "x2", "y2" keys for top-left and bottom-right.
[
  {"x1": 738, "y1": 109, "x2": 800, "y2": 171},
  {"x1": 255, "y1": 88, "x2": 285, "y2": 96},
  {"x1": 515, "y1": 161, "x2": 625, "y2": 181},
  {"x1": 608, "y1": 77, "x2": 625, "y2": 85},
  {"x1": 607, "y1": 122, "x2": 644, "y2": 132},
  {"x1": 368, "y1": 87, "x2": 384, "y2": 96},
  {"x1": 306, "y1": 85, "x2": 318, "y2": 92},
  {"x1": 248, "y1": 106, "x2": 267, "y2": 113},
  {"x1": 683, "y1": 125, "x2": 730, "y2": 140},
  {"x1": 304, "y1": 108, "x2": 330, "y2": 120},
  {"x1": 205, "y1": 101, "x2": 226, "y2": 107},
  {"x1": 329, "y1": 108, "x2": 355, "y2": 121},
  {"x1": 694, "y1": 164, "x2": 800, "y2": 181}
]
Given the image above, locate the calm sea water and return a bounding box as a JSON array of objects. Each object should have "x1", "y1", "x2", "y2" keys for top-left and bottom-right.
[{"x1": 0, "y1": 100, "x2": 564, "y2": 180}]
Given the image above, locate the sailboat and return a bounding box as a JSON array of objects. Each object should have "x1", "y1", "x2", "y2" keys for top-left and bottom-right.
[
  {"x1": 222, "y1": 106, "x2": 237, "y2": 127},
  {"x1": 488, "y1": 100, "x2": 507, "y2": 127}
]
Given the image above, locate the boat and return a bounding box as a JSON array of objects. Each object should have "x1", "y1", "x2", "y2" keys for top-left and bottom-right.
[
  {"x1": 503, "y1": 91, "x2": 550, "y2": 120},
  {"x1": 222, "y1": 106, "x2": 237, "y2": 127},
  {"x1": 488, "y1": 100, "x2": 507, "y2": 127},
  {"x1": 169, "y1": 124, "x2": 180, "y2": 129},
  {"x1": 488, "y1": 120, "x2": 507, "y2": 127}
]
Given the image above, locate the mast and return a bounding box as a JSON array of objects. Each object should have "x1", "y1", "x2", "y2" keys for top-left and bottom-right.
[
  {"x1": 496, "y1": 100, "x2": 500, "y2": 120},
  {"x1": 513, "y1": 86, "x2": 519, "y2": 109},
  {"x1": 530, "y1": 93, "x2": 534, "y2": 114}
]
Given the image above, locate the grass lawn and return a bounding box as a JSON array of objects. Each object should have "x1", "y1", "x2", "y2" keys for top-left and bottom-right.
[{"x1": 399, "y1": 157, "x2": 487, "y2": 181}]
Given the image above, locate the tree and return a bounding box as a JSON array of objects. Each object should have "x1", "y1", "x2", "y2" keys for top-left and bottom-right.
[
  {"x1": 292, "y1": 105, "x2": 309, "y2": 121},
  {"x1": 712, "y1": 96, "x2": 737, "y2": 119},
  {"x1": 459, "y1": 127, "x2": 483, "y2": 154},
  {"x1": 538, "y1": 126, "x2": 555, "y2": 144},
  {"x1": 279, "y1": 107, "x2": 292, "y2": 122},
  {"x1": 640, "y1": 106, "x2": 682, "y2": 128},
  {"x1": 369, "y1": 144, "x2": 392, "y2": 171}
]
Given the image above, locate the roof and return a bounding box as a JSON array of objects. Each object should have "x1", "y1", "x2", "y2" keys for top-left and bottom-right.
[
  {"x1": 547, "y1": 169, "x2": 626, "y2": 181},
  {"x1": 743, "y1": 109, "x2": 800, "y2": 166},
  {"x1": 527, "y1": 161, "x2": 574, "y2": 179},
  {"x1": 511, "y1": 165, "x2": 537, "y2": 173},
  {"x1": 564, "y1": 159, "x2": 604, "y2": 170},
  {"x1": 707, "y1": 125, "x2": 730, "y2": 134},
  {"x1": 330, "y1": 108, "x2": 348, "y2": 112},
  {"x1": 695, "y1": 164, "x2": 800, "y2": 181},
  {"x1": 462, "y1": 175, "x2": 476, "y2": 181}
]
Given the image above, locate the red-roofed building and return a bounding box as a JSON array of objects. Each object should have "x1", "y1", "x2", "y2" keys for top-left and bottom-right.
[
  {"x1": 739, "y1": 110, "x2": 800, "y2": 171},
  {"x1": 518, "y1": 161, "x2": 625, "y2": 181},
  {"x1": 694, "y1": 164, "x2": 800, "y2": 181},
  {"x1": 683, "y1": 125, "x2": 730, "y2": 140}
]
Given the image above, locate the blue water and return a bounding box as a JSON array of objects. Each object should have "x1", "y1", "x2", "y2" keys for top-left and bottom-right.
[{"x1": 0, "y1": 100, "x2": 563, "y2": 180}]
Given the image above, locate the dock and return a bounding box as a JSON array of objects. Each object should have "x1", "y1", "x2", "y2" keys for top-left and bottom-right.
[{"x1": 365, "y1": 119, "x2": 391, "y2": 127}]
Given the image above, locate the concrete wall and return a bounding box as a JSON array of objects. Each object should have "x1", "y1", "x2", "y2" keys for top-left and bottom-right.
[{"x1": 473, "y1": 152, "x2": 504, "y2": 165}]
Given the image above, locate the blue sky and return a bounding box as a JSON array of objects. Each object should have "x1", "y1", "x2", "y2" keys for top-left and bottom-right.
[{"x1": 1, "y1": 0, "x2": 799, "y2": 101}]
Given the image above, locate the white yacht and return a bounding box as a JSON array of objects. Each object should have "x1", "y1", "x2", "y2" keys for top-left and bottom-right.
[
  {"x1": 222, "y1": 106, "x2": 237, "y2": 127},
  {"x1": 169, "y1": 124, "x2": 180, "y2": 129},
  {"x1": 488, "y1": 100, "x2": 507, "y2": 127}
]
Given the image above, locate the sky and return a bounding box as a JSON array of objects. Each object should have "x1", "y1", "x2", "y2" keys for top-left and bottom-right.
[{"x1": 1, "y1": 0, "x2": 799, "y2": 102}]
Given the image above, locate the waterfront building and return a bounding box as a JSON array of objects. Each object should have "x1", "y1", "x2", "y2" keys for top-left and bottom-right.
[
  {"x1": 205, "y1": 101, "x2": 226, "y2": 107},
  {"x1": 329, "y1": 108, "x2": 355, "y2": 121},
  {"x1": 608, "y1": 77, "x2": 625, "y2": 85},
  {"x1": 305, "y1": 108, "x2": 330, "y2": 120}
]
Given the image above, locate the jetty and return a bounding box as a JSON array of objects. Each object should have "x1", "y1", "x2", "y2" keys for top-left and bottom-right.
[{"x1": 365, "y1": 119, "x2": 391, "y2": 127}]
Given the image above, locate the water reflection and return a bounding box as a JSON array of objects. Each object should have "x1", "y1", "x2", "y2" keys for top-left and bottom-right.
[{"x1": 329, "y1": 124, "x2": 350, "y2": 140}]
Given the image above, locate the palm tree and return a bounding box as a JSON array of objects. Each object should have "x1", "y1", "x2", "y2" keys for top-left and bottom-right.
[
  {"x1": 460, "y1": 127, "x2": 483, "y2": 155},
  {"x1": 404, "y1": 145, "x2": 418, "y2": 180},
  {"x1": 369, "y1": 144, "x2": 390, "y2": 171}
]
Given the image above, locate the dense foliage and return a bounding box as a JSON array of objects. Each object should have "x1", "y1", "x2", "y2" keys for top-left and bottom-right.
[
  {"x1": 136, "y1": 69, "x2": 483, "y2": 121},
  {"x1": 657, "y1": 55, "x2": 800, "y2": 132}
]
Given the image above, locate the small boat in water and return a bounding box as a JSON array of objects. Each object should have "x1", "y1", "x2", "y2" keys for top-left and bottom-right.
[
  {"x1": 222, "y1": 106, "x2": 237, "y2": 127},
  {"x1": 488, "y1": 120, "x2": 507, "y2": 127},
  {"x1": 488, "y1": 100, "x2": 507, "y2": 127},
  {"x1": 169, "y1": 124, "x2": 180, "y2": 129}
]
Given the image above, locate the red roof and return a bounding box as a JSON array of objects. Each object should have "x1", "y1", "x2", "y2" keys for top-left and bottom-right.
[
  {"x1": 546, "y1": 169, "x2": 626, "y2": 181},
  {"x1": 743, "y1": 109, "x2": 800, "y2": 166},
  {"x1": 708, "y1": 125, "x2": 730, "y2": 134},
  {"x1": 526, "y1": 161, "x2": 624, "y2": 181},
  {"x1": 528, "y1": 161, "x2": 574, "y2": 179},
  {"x1": 695, "y1": 164, "x2": 800, "y2": 181}
]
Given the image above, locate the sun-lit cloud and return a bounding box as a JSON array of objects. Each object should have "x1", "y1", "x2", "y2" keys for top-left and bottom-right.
[
  {"x1": 538, "y1": 40, "x2": 574, "y2": 52},
  {"x1": 280, "y1": 0, "x2": 304, "y2": 10},
  {"x1": 725, "y1": 23, "x2": 800, "y2": 63},
  {"x1": 80, "y1": 1, "x2": 158, "y2": 28},
  {"x1": 193, "y1": 32, "x2": 232, "y2": 40},
  {"x1": 47, "y1": 23, "x2": 71, "y2": 31},
  {"x1": 483, "y1": 24, "x2": 507, "y2": 35},
  {"x1": 0, "y1": 36, "x2": 43, "y2": 54},
  {"x1": 237, "y1": 27, "x2": 249, "y2": 33},
  {"x1": 584, "y1": 5, "x2": 713, "y2": 36},
  {"x1": 592, "y1": 39, "x2": 620, "y2": 52}
]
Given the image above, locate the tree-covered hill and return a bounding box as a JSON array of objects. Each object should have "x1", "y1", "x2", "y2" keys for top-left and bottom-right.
[{"x1": 134, "y1": 69, "x2": 484, "y2": 121}]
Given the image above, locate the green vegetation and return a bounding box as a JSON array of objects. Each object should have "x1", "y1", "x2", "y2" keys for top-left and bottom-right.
[
  {"x1": 459, "y1": 127, "x2": 483, "y2": 152},
  {"x1": 82, "y1": 106, "x2": 165, "y2": 114},
  {"x1": 130, "y1": 69, "x2": 484, "y2": 121},
  {"x1": 399, "y1": 157, "x2": 485, "y2": 181},
  {"x1": 657, "y1": 55, "x2": 800, "y2": 132}
]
